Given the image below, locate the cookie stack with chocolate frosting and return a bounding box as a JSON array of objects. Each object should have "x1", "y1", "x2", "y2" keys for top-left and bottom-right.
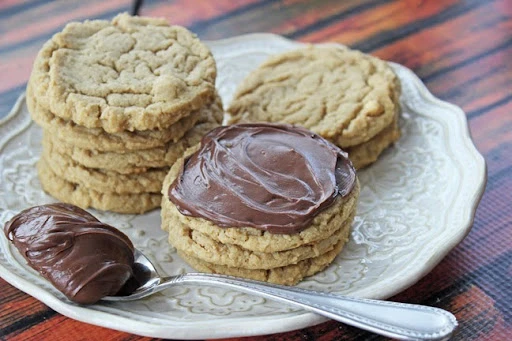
[
  {"x1": 161, "y1": 124, "x2": 359, "y2": 285},
  {"x1": 27, "y1": 13, "x2": 223, "y2": 214},
  {"x1": 227, "y1": 46, "x2": 401, "y2": 169}
]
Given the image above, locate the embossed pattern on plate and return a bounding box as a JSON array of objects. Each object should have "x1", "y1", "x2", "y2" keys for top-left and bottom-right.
[{"x1": 0, "y1": 34, "x2": 486, "y2": 339}]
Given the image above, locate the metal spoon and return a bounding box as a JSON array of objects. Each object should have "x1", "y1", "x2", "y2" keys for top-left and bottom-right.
[{"x1": 103, "y1": 249, "x2": 457, "y2": 340}]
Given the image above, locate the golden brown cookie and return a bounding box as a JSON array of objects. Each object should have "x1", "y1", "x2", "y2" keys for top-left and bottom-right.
[
  {"x1": 178, "y1": 237, "x2": 346, "y2": 286},
  {"x1": 41, "y1": 137, "x2": 168, "y2": 194},
  {"x1": 27, "y1": 81, "x2": 221, "y2": 152},
  {"x1": 42, "y1": 96, "x2": 224, "y2": 173},
  {"x1": 162, "y1": 166, "x2": 359, "y2": 253},
  {"x1": 227, "y1": 46, "x2": 401, "y2": 162},
  {"x1": 161, "y1": 123, "x2": 359, "y2": 284},
  {"x1": 162, "y1": 194, "x2": 355, "y2": 269},
  {"x1": 29, "y1": 13, "x2": 217, "y2": 133},
  {"x1": 37, "y1": 158, "x2": 161, "y2": 214},
  {"x1": 346, "y1": 118, "x2": 400, "y2": 169}
]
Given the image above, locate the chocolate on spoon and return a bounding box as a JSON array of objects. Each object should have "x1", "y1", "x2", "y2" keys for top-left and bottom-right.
[
  {"x1": 4, "y1": 203, "x2": 136, "y2": 304},
  {"x1": 4, "y1": 203, "x2": 456, "y2": 340}
]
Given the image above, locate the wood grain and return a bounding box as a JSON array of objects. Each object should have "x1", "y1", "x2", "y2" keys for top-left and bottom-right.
[{"x1": 0, "y1": 0, "x2": 510, "y2": 340}]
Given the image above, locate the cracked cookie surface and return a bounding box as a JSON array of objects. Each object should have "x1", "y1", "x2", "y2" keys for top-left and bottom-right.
[
  {"x1": 27, "y1": 83, "x2": 222, "y2": 152},
  {"x1": 29, "y1": 13, "x2": 217, "y2": 133},
  {"x1": 227, "y1": 46, "x2": 401, "y2": 148},
  {"x1": 41, "y1": 95, "x2": 224, "y2": 173}
]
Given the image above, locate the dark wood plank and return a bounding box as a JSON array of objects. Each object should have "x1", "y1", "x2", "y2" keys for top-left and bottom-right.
[{"x1": 293, "y1": 0, "x2": 462, "y2": 42}]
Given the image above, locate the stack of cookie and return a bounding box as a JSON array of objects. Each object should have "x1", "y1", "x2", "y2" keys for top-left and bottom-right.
[
  {"x1": 227, "y1": 46, "x2": 401, "y2": 169},
  {"x1": 161, "y1": 124, "x2": 360, "y2": 285},
  {"x1": 27, "y1": 13, "x2": 222, "y2": 214}
]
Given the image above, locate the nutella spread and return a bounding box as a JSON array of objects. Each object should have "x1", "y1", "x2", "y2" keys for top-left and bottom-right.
[
  {"x1": 4, "y1": 203, "x2": 135, "y2": 304},
  {"x1": 169, "y1": 123, "x2": 356, "y2": 234}
]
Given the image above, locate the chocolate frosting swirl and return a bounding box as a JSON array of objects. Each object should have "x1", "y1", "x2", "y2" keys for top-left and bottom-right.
[
  {"x1": 169, "y1": 123, "x2": 356, "y2": 234},
  {"x1": 4, "y1": 203, "x2": 135, "y2": 304}
]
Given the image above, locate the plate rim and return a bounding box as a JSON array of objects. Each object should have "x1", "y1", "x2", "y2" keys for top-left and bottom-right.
[{"x1": 0, "y1": 33, "x2": 486, "y2": 339}]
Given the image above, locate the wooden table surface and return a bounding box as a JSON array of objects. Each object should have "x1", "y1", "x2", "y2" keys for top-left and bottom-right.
[{"x1": 0, "y1": 0, "x2": 510, "y2": 340}]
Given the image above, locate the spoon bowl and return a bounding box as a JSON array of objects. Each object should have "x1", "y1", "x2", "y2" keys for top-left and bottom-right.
[{"x1": 103, "y1": 248, "x2": 457, "y2": 341}]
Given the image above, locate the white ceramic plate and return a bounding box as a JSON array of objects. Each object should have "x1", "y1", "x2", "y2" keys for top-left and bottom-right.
[{"x1": 0, "y1": 34, "x2": 486, "y2": 339}]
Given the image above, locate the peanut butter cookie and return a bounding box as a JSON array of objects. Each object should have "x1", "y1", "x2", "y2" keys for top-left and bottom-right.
[
  {"x1": 346, "y1": 118, "x2": 400, "y2": 169},
  {"x1": 42, "y1": 95, "x2": 224, "y2": 173},
  {"x1": 161, "y1": 124, "x2": 359, "y2": 284},
  {"x1": 41, "y1": 137, "x2": 168, "y2": 194},
  {"x1": 27, "y1": 82, "x2": 207, "y2": 152},
  {"x1": 37, "y1": 159, "x2": 161, "y2": 214},
  {"x1": 227, "y1": 46, "x2": 401, "y2": 167},
  {"x1": 29, "y1": 13, "x2": 216, "y2": 133},
  {"x1": 162, "y1": 166, "x2": 359, "y2": 253},
  {"x1": 162, "y1": 195, "x2": 355, "y2": 269},
  {"x1": 178, "y1": 237, "x2": 347, "y2": 286}
]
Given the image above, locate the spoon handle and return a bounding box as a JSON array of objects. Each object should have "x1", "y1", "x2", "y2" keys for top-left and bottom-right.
[{"x1": 170, "y1": 273, "x2": 457, "y2": 340}]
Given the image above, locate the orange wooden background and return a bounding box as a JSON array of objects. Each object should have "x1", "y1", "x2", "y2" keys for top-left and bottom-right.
[{"x1": 0, "y1": 0, "x2": 511, "y2": 340}]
